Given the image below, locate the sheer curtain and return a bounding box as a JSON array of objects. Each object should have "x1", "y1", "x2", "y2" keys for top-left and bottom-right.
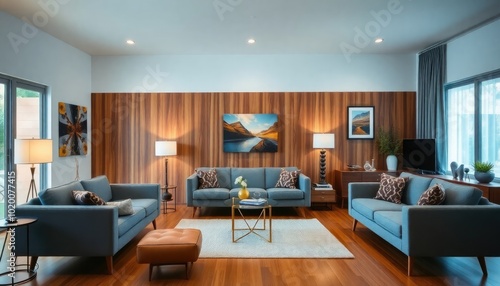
[{"x1": 417, "y1": 45, "x2": 447, "y2": 174}]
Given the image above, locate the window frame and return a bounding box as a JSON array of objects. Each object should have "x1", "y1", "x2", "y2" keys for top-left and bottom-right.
[
  {"x1": 444, "y1": 68, "x2": 500, "y2": 180},
  {"x1": 1, "y1": 74, "x2": 49, "y2": 211}
]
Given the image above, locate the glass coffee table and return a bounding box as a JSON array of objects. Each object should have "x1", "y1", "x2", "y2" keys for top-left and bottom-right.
[{"x1": 229, "y1": 197, "x2": 273, "y2": 243}]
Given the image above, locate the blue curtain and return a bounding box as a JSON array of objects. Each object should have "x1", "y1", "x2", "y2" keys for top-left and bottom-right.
[{"x1": 417, "y1": 45, "x2": 446, "y2": 174}]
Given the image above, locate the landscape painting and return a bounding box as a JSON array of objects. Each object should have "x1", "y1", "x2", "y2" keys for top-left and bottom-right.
[
  {"x1": 347, "y1": 106, "x2": 374, "y2": 139},
  {"x1": 223, "y1": 114, "x2": 278, "y2": 152}
]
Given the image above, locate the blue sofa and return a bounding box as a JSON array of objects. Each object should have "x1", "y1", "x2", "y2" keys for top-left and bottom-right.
[
  {"x1": 15, "y1": 175, "x2": 161, "y2": 274},
  {"x1": 348, "y1": 172, "x2": 500, "y2": 276},
  {"x1": 186, "y1": 167, "x2": 311, "y2": 216}
]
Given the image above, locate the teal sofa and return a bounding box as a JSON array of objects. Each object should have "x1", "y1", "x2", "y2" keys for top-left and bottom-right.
[
  {"x1": 15, "y1": 175, "x2": 160, "y2": 274},
  {"x1": 186, "y1": 167, "x2": 311, "y2": 216},
  {"x1": 348, "y1": 172, "x2": 500, "y2": 276}
]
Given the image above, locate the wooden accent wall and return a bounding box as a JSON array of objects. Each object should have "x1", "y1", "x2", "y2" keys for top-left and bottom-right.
[{"x1": 91, "y1": 92, "x2": 416, "y2": 204}]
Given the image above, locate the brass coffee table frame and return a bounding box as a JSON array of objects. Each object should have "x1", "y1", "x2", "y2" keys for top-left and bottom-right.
[{"x1": 231, "y1": 197, "x2": 272, "y2": 243}]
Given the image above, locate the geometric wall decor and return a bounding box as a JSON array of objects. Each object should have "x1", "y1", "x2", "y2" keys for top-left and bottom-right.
[{"x1": 58, "y1": 102, "x2": 88, "y2": 156}]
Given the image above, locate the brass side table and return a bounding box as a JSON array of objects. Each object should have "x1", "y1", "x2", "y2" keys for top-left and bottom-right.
[{"x1": 161, "y1": 185, "x2": 177, "y2": 213}]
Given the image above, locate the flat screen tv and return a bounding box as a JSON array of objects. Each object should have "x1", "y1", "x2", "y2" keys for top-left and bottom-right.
[{"x1": 402, "y1": 139, "x2": 437, "y2": 174}]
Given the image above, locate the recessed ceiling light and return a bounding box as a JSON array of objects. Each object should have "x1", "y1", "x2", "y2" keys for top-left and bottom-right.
[
  {"x1": 126, "y1": 39, "x2": 135, "y2": 45},
  {"x1": 374, "y1": 38, "x2": 384, "y2": 43},
  {"x1": 247, "y1": 38, "x2": 256, "y2": 44}
]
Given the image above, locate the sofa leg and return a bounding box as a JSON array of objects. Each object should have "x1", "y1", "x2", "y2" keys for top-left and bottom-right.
[
  {"x1": 407, "y1": 256, "x2": 413, "y2": 276},
  {"x1": 477, "y1": 256, "x2": 488, "y2": 276},
  {"x1": 106, "y1": 256, "x2": 113, "y2": 274},
  {"x1": 30, "y1": 256, "x2": 39, "y2": 271},
  {"x1": 152, "y1": 219, "x2": 157, "y2": 230},
  {"x1": 192, "y1": 207, "x2": 198, "y2": 217},
  {"x1": 296, "y1": 207, "x2": 305, "y2": 217},
  {"x1": 352, "y1": 219, "x2": 358, "y2": 231}
]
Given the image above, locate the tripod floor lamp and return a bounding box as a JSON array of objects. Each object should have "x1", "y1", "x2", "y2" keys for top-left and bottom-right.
[
  {"x1": 313, "y1": 133, "x2": 335, "y2": 186},
  {"x1": 155, "y1": 141, "x2": 177, "y2": 200},
  {"x1": 14, "y1": 138, "x2": 53, "y2": 202}
]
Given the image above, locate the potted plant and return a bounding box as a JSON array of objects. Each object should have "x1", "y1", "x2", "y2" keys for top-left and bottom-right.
[
  {"x1": 376, "y1": 127, "x2": 402, "y2": 171},
  {"x1": 472, "y1": 161, "x2": 495, "y2": 183}
]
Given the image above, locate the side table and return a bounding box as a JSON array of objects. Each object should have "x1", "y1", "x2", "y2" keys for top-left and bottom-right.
[
  {"x1": 161, "y1": 185, "x2": 177, "y2": 213},
  {"x1": 0, "y1": 217, "x2": 38, "y2": 285},
  {"x1": 311, "y1": 185, "x2": 335, "y2": 210}
]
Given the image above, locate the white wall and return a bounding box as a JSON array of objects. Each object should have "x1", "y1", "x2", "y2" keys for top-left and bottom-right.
[
  {"x1": 0, "y1": 12, "x2": 92, "y2": 187},
  {"x1": 92, "y1": 54, "x2": 417, "y2": 92},
  {"x1": 447, "y1": 18, "x2": 500, "y2": 83}
]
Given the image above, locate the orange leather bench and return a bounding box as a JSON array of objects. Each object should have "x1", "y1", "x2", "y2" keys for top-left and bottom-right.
[{"x1": 136, "y1": 228, "x2": 202, "y2": 280}]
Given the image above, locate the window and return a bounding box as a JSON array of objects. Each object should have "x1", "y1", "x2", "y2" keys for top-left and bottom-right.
[
  {"x1": 446, "y1": 69, "x2": 500, "y2": 178},
  {"x1": 0, "y1": 75, "x2": 48, "y2": 220}
]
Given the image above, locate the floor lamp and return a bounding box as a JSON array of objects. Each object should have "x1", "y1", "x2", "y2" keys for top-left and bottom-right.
[
  {"x1": 14, "y1": 139, "x2": 53, "y2": 202},
  {"x1": 155, "y1": 141, "x2": 177, "y2": 200},
  {"x1": 313, "y1": 133, "x2": 335, "y2": 186}
]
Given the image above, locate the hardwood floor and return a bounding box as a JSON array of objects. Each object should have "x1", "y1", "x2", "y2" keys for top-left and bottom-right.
[{"x1": 4, "y1": 205, "x2": 500, "y2": 286}]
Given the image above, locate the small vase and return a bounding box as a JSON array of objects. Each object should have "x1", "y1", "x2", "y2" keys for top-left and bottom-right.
[
  {"x1": 238, "y1": 187, "x2": 250, "y2": 199},
  {"x1": 386, "y1": 155, "x2": 398, "y2": 171},
  {"x1": 364, "y1": 161, "x2": 372, "y2": 171}
]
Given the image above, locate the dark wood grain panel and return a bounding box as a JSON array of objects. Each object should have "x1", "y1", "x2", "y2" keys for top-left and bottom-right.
[{"x1": 91, "y1": 92, "x2": 416, "y2": 204}]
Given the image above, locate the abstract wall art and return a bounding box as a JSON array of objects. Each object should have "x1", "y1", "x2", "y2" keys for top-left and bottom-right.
[{"x1": 58, "y1": 102, "x2": 88, "y2": 156}]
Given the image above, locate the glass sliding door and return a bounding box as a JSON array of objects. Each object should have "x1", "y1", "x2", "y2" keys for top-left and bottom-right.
[
  {"x1": 16, "y1": 85, "x2": 44, "y2": 204},
  {"x1": 0, "y1": 75, "x2": 48, "y2": 215}
]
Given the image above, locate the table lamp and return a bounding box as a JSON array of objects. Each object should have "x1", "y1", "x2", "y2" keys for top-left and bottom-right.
[
  {"x1": 14, "y1": 138, "x2": 53, "y2": 202},
  {"x1": 313, "y1": 133, "x2": 335, "y2": 185}
]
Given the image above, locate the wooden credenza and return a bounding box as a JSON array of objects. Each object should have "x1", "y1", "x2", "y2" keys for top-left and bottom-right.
[{"x1": 334, "y1": 169, "x2": 400, "y2": 208}]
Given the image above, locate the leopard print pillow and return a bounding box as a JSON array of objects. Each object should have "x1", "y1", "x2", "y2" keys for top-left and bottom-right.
[{"x1": 72, "y1": 190, "x2": 106, "y2": 205}]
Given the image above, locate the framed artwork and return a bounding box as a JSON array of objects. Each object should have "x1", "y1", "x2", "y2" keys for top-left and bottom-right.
[
  {"x1": 223, "y1": 113, "x2": 278, "y2": 152},
  {"x1": 58, "y1": 102, "x2": 88, "y2": 156},
  {"x1": 347, "y1": 106, "x2": 374, "y2": 140}
]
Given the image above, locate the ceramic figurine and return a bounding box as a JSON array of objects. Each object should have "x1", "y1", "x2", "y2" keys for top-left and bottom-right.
[{"x1": 450, "y1": 161, "x2": 458, "y2": 179}]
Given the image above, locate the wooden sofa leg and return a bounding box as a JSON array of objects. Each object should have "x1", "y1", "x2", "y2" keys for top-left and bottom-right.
[
  {"x1": 407, "y1": 256, "x2": 413, "y2": 276},
  {"x1": 352, "y1": 219, "x2": 358, "y2": 231},
  {"x1": 106, "y1": 256, "x2": 114, "y2": 274},
  {"x1": 30, "y1": 256, "x2": 39, "y2": 271},
  {"x1": 192, "y1": 207, "x2": 198, "y2": 217},
  {"x1": 152, "y1": 219, "x2": 157, "y2": 230},
  {"x1": 478, "y1": 256, "x2": 488, "y2": 276}
]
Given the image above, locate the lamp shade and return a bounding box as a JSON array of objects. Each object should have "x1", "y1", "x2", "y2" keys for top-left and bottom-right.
[
  {"x1": 155, "y1": 141, "x2": 177, "y2": 156},
  {"x1": 14, "y1": 139, "x2": 53, "y2": 164},
  {"x1": 313, "y1": 133, "x2": 335, "y2": 149}
]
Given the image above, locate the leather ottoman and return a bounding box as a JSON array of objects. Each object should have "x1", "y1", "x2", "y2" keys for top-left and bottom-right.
[{"x1": 137, "y1": 228, "x2": 202, "y2": 280}]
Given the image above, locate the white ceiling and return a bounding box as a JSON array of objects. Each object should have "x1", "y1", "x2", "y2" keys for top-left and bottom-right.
[{"x1": 1, "y1": 0, "x2": 499, "y2": 56}]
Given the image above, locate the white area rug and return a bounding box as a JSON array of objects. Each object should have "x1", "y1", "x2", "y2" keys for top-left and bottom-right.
[{"x1": 175, "y1": 219, "x2": 354, "y2": 259}]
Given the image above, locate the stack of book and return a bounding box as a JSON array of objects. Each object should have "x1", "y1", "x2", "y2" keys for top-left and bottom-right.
[{"x1": 239, "y1": 198, "x2": 267, "y2": 206}]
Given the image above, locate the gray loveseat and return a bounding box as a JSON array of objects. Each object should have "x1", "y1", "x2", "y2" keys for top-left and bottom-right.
[
  {"x1": 186, "y1": 167, "x2": 311, "y2": 216},
  {"x1": 15, "y1": 175, "x2": 160, "y2": 274},
  {"x1": 348, "y1": 172, "x2": 500, "y2": 275}
]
